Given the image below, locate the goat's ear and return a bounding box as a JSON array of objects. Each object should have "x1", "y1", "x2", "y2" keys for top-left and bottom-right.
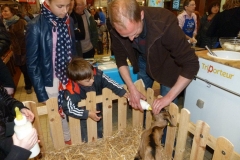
[{"x1": 163, "y1": 110, "x2": 175, "y2": 127}]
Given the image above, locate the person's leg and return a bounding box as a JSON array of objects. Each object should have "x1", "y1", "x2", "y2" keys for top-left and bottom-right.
[
  {"x1": 45, "y1": 78, "x2": 71, "y2": 143},
  {"x1": 83, "y1": 48, "x2": 95, "y2": 59},
  {"x1": 19, "y1": 64, "x2": 32, "y2": 93},
  {"x1": 61, "y1": 114, "x2": 71, "y2": 143}
]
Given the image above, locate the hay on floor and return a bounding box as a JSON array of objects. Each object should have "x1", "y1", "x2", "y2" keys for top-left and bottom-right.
[{"x1": 42, "y1": 126, "x2": 171, "y2": 160}]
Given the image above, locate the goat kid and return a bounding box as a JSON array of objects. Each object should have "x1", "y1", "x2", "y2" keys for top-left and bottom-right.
[{"x1": 134, "y1": 109, "x2": 174, "y2": 160}]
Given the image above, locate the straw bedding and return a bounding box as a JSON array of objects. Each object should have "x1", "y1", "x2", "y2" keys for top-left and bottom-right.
[{"x1": 42, "y1": 126, "x2": 170, "y2": 160}]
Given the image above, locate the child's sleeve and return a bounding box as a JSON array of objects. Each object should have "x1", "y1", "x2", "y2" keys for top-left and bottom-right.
[
  {"x1": 62, "y1": 90, "x2": 89, "y2": 119},
  {"x1": 101, "y1": 73, "x2": 126, "y2": 97}
]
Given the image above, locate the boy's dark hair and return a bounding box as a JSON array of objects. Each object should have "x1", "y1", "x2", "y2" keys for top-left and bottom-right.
[{"x1": 67, "y1": 58, "x2": 94, "y2": 82}]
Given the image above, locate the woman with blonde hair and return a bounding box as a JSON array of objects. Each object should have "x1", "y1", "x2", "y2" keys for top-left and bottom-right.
[{"x1": 207, "y1": 0, "x2": 240, "y2": 39}]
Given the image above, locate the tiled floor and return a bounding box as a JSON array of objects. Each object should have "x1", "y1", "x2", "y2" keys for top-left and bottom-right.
[{"x1": 13, "y1": 50, "x2": 213, "y2": 159}]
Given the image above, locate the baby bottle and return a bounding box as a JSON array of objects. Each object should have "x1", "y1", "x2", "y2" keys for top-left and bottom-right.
[
  {"x1": 14, "y1": 107, "x2": 40, "y2": 158},
  {"x1": 140, "y1": 99, "x2": 152, "y2": 110}
]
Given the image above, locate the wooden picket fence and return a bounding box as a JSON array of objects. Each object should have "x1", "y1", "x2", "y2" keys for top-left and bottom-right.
[{"x1": 23, "y1": 80, "x2": 240, "y2": 159}]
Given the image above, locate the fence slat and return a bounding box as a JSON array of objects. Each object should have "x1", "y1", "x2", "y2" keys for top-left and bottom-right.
[
  {"x1": 23, "y1": 101, "x2": 46, "y2": 153},
  {"x1": 212, "y1": 137, "x2": 234, "y2": 160},
  {"x1": 145, "y1": 88, "x2": 154, "y2": 129},
  {"x1": 69, "y1": 117, "x2": 81, "y2": 144},
  {"x1": 165, "y1": 103, "x2": 179, "y2": 158},
  {"x1": 132, "y1": 80, "x2": 145, "y2": 127},
  {"x1": 190, "y1": 120, "x2": 210, "y2": 160},
  {"x1": 174, "y1": 108, "x2": 190, "y2": 160},
  {"x1": 102, "y1": 88, "x2": 113, "y2": 137},
  {"x1": 86, "y1": 91, "x2": 97, "y2": 142},
  {"x1": 118, "y1": 97, "x2": 127, "y2": 130},
  {"x1": 46, "y1": 98, "x2": 65, "y2": 149}
]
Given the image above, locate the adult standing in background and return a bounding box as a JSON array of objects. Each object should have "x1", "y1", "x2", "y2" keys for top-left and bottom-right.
[
  {"x1": 0, "y1": 19, "x2": 15, "y2": 95},
  {"x1": 89, "y1": 6, "x2": 100, "y2": 23},
  {"x1": 26, "y1": 0, "x2": 76, "y2": 145},
  {"x1": 108, "y1": 0, "x2": 199, "y2": 114},
  {"x1": 1, "y1": 4, "x2": 33, "y2": 94},
  {"x1": 196, "y1": 1, "x2": 220, "y2": 49},
  {"x1": 68, "y1": 0, "x2": 75, "y2": 15},
  {"x1": 70, "y1": 0, "x2": 98, "y2": 58},
  {"x1": 207, "y1": 0, "x2": 240, "y2": 39},
  {"x1": 98, "y1": 8, "x2": 106, "y2": 26},
  {"x1": 177, "y1": 0, "x2": 197, "y2": 44}
]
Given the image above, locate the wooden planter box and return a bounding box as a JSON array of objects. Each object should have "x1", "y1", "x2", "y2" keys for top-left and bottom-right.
[{"x1": 23, "y1": 80, "x2": 240, "y2": 159}]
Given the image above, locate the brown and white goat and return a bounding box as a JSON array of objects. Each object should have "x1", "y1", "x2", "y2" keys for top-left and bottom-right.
[{"x1": 134, "y1": 109, "x2": 174, "y2": 160}]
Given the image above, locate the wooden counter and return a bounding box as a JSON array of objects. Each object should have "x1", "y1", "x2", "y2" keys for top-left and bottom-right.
[{"x1": 195, "y1": 49, "x2": 240, "y2": 69}]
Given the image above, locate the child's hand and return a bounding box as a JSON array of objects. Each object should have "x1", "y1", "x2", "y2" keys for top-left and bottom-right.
[
  {"x1": 21, "y1": 108, "x2": 34, "y2": 122},
  {"x1": 123, "y1": 92, "x2": 129, "y2": 99},
  {"x1": 88, "y1": 111, "x2": 101, "y2": 122}
]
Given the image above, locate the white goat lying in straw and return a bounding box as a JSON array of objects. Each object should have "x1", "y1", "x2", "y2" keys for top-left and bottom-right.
[{"x1": 134, "y1": 109, "x2": 174, "y2": 160}]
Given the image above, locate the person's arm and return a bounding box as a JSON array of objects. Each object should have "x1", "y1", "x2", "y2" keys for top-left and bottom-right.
[
  {"x1": 0, "y1": 21, "x2": 11, "y2": 57},
  {"x1": 0, "y1": 60, "x2": 15, "y2": 94},
  {"x1": 110, "y1": 29, "x2": 144, "y2": 110},
  {"x1": 0, "y1": 86, "x2": 33, "y2": 122},
  {"x1": 62, "y1": 91, "x2": 89, "y2": 119},
  {"x1": 26, "y1": 17, "x2": 49, "y2": 102},
  {"x1": 20, "y1": 108, "x2": 34, "y2": 122},
  {"x1": 193, "y1": 14, "x2": 198, "y2": 39},
  {"x1": 206, "y1": 13, "x2": 219, "y2": 37},
  {"x1": 71, "y1": 13, "x2": 85, "y2": 41},
  {"x1": 1, "y1": 128, "x2": 38, "y2": 160},
  {"x1": 177, "y1": 13, "x2": 184, "y2": 30},
  {"x1": 152, "y1": 13, "x2": 199, "y2": 114},
  {"x1": 118, "y1": 66, "x2": 145, "y2": 110},
  {"x1": 152, "y1": 76, "x2": 191, "y2": 114},
  {"x1": 99, "y1": 69, "x2": 126, "y2": 97},
  {"x1": 69, "y1": 17, "x2": 77, "y2": 56},
  {"x1": 89, "y1": 15, "x2": 98, "y2": 49},
  {"x1": 88, "y1": 111, "x2": 101, "y2": 122}
]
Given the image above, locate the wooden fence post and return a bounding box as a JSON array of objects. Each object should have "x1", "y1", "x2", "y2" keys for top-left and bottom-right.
[
  {"x1": 102, "y1": 88, "x2": 113, "y2": 137},
  {"x1": 46, "y1": 98, "x2": 65, "y2": 150},
  {"x1": 86, "y1": 91, "x2": 97, "y2": 142},
  {"x1": 174, "y1": 108, "x2": 190, "y2": 160},
  {"x1": 190, "y1": 120, "x2": 210, "y2": 160},
  {"x1": 212, "y1": 137, "x2": 234, "y2": 160}
]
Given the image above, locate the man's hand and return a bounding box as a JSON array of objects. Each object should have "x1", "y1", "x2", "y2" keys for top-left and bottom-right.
[
  {"x1": 152, "y1": 96, "x2": 172, "y2": 115},
  {"x1": 128, "y1": 86, "x2": 146, "y2": 111},
  {"x1": 88, "y1": 111, "x2": 102, "y2": 122},
  {"x1": 21, "y1": 108, "x2": 34, "y2": 122}
]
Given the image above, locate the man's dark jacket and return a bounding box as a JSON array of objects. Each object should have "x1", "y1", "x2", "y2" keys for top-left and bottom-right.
[{"x1": 110, "y1": 7, "x2": 199, "y2": 88}]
